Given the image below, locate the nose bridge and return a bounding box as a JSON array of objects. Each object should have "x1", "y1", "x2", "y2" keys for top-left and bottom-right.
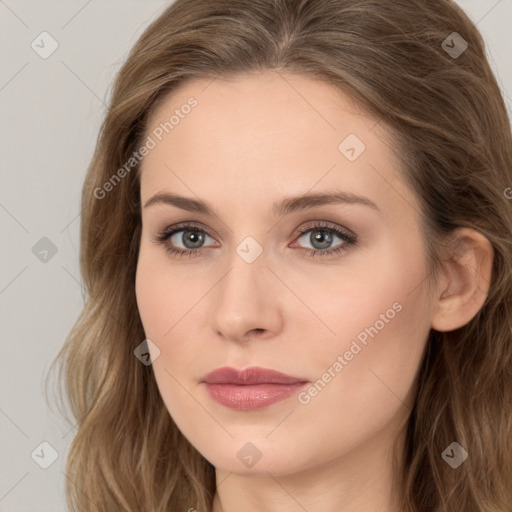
[
  {"x1": 208, "y1": 234, "x2": 281, "y2": 341},
  {"x1": 217, "y1": 235, "x2": 268, "y2": 306}
]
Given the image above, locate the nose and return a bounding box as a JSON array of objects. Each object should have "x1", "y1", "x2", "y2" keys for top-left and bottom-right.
[{"x1": 209, "y1": 245, "x2": 284, "y2": 344}]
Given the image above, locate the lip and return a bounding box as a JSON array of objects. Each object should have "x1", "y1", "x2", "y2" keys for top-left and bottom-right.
[{"x1": 201, "y1": 366, "x2": 309, "y2": 410}]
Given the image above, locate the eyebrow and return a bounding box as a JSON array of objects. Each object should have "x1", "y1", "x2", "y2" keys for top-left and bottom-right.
[{"x1": 143, "y1": 190, "x2": 379, "y2": 216}]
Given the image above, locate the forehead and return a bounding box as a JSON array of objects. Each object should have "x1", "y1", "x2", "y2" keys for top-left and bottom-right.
[{"x1": 139, "y1": 71, "x2": 418, "y2": 221}]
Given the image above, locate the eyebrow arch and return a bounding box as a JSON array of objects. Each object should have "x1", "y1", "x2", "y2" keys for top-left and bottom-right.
[{"x1": 143, "y1": 190, "x2": 379, "y2": 216}]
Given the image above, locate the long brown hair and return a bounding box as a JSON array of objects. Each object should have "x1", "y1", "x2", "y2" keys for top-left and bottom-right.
[{"x1": 46, "y1": 0, "x2": 512, "y2": 510}]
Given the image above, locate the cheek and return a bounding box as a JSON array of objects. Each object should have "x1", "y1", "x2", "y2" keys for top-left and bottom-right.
[
  {"x1": 287, "y1": 253, "x2": 430, "y2": 461},
  {"x1": 135, "y1": 249, "x2": 199, "y2": 339},
  {"x1": 135, "y1": 251, "x2": 210, "y2": 382},
  {"x1": 302, "y1": 240, "x2": 431, "y2": 405},
  {"x1": 135, "y1": 255, "x2": 202, "y2": 423}
]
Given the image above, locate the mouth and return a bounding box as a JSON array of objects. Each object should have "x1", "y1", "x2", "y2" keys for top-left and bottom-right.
[{"x1": 200, "y1": 366, "x2": 309, "y2": 410}]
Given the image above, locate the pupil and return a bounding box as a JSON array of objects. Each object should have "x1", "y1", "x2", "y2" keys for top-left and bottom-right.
[
  {"x1": 311, "y1": 229, "x2": 332, "y2": 249},
  {"x1": 184, "y1": 230, "x2": 204, "y2": 248}
]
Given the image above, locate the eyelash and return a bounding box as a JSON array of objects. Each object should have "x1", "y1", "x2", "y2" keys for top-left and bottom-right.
[{"x1": 152, "y1": 221, "x2": 358, "y2": 259}]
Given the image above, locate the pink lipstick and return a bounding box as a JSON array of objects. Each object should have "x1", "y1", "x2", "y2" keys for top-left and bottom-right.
[{"x1": 201, "y1": 366, "x2": 309, "y2": 410}]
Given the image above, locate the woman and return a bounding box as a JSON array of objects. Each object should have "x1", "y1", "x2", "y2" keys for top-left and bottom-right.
[{"x1": 48, "y1": 0, "x2": 512, "y2": 510}]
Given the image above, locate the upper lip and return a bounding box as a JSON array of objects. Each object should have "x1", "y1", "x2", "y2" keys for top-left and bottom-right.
[{"x1": 201, "y1": 366, "x2": 309, "y2": 385}]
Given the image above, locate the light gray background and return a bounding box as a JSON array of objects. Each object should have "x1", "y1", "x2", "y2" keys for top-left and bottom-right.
[{"x1": 1, "y1": 1, "x2": 511, "y2": 511}]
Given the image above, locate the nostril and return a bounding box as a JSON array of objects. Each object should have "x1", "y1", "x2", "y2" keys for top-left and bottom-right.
[{"x1": 240, "y1": 328, "x2": 266, "y2": 341}]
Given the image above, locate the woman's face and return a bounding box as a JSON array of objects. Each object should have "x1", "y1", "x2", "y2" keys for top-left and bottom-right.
[{"x1": 135, "y1": 71, "x2": 435, "y2": 476}]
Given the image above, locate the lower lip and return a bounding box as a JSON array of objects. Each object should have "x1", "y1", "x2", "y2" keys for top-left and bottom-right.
[{"x1": 202, "y1": 382, "x2": 308, "y2": 410}]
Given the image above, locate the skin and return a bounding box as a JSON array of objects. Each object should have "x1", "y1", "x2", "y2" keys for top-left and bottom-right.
[{"x1": 135, "y1": 71, "x2": 493, "y2": 512}]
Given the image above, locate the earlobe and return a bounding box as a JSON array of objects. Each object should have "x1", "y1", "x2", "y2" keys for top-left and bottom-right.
[{"x1": 430, "y1": 228, "x2": 493, "y2": 332}]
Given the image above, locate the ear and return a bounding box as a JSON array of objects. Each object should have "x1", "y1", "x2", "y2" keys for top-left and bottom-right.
[{"x1": 431, "y1": 227, "x2": 493, "y2": 332}]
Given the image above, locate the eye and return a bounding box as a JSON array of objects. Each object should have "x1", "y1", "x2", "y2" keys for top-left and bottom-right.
[
  {"x1": 152, "y1": 220, "x2": 357, "y2": 259},
  {"x1": 291, "y1": 221, "x2": 357, "y2": 257},
  {"x1": 152, "y1": 222, "x2": 217, "y2": 258}
]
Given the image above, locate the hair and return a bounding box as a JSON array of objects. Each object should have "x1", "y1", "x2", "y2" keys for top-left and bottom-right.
[{"x1": 46, "y1": 0, "x2": 512, "y2": 510}]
